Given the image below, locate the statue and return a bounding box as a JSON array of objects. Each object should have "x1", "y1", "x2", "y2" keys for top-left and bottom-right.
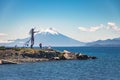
[{"x1": 29, "y1": 28, "x2": 38, "y2": 48}]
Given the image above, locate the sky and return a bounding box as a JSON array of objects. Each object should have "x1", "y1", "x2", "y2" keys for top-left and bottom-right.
[{"x1": 0, "y1": 0, "x2": 120, "y2": 43}]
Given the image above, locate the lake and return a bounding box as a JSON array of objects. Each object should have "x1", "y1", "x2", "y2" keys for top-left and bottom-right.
[{"x1": 0, "y1": 47, "x2": 120, "y2": 80}]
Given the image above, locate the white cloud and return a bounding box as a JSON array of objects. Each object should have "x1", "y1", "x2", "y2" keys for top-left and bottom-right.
[
  {"x1": 0, "y1": 33, "x2": 8, "y2": 36},
  {"x1": 0, "y1": 40, "x2": 12, "y2": 43},
  {"x1": 78, "y1": 27, "x2": 88, "y2": 32},
  {"x1": 108, "y1": 22, "x2": 120, "y2": 31},
  {"x1": 78, "y1": 24, "x2": 103, "y2": 32},
  {"x1": 78, "y1": 22, "x2": 120, "y2": 32}
]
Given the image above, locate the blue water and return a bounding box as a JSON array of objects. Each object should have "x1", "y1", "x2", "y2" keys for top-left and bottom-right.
[{"x1": 0, "y1": 47, "x2": 120, "y2": 80}]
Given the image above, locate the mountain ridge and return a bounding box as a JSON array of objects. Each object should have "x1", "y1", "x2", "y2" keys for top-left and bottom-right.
[
  {"x1": 0, "y1": 28, "x2": 85, "y2": 47},
  {"x1": 0, "y1": 28, "x2": 120, "y2": 47},
  {"x1": 86, "y1": 37, "x2": 120, "y2": 47}
]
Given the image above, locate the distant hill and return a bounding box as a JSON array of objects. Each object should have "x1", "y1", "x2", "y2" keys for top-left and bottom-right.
[
  {"x1": 0, "y1": 28, "x2": 85, "y2": 47},
  {"x1": 86, "y1": 37, "x2": 120, "y2": 47}
]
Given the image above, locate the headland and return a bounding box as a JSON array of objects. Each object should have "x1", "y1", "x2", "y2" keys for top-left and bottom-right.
[{"x1": 0, "y1": 46, "x2": 96, "y2": 64}]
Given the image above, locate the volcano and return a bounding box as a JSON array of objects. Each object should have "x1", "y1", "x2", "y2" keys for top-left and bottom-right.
[{"x1": 1, "y1": 28, "x2": 85, "y2": 47}]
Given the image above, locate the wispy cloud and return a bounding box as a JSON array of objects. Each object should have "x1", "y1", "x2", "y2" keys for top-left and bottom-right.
[
  {"x1": 78, "y1": 22, "x2": 120, "y2": 32},
  {"x1": 0, "y1": 40, "x2": 12, "y2": 43},
  {"x1": 78, "y1": 24, "x2": 103, "y2": 32},
  {"x1": 0, "y1": 33, "x2": 8, "y2": 36},
  {"x1": 108, "y1": 22, "x2": 120, "y2": 32}
]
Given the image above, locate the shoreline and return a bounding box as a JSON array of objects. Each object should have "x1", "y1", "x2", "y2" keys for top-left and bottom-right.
[{"x1": 0, "y1": 48, "x2": 96, "y2": 64}]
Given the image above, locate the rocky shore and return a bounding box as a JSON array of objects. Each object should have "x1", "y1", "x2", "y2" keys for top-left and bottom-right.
[{"x1": 0, "y1": 47, "x2": 96, "y2": 64}]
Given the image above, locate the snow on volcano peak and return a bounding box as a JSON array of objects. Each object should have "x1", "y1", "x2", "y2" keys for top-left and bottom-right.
[{"x1": 39, "y1": 28, "x2": 59, "y2": 35}]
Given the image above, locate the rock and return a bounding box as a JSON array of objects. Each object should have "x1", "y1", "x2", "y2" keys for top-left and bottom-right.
[
  {"x1": 77, "y1": 54, "x2": 89, "y2": 60},
  {"x1": 0, "y1": 48, "x2": 97, "y2": 64},
  {"x1": 63, "y1": 50, "x2": 77, "y2": 60},
  {"x1": 63, "y1": 50, "x2": 97, "y2": 60},
  {"x1": 0, "y1": 60, "x2": 17, "y2": 64},
  {"x1": 88, "y1": 56, "x2": 97, "y2": 59},
  {"x1": 64, "y1": 50, "x2": 71, "y2": 53},
  {"x1": 51, "y1": 57, "x2": 60, "y2": 60},
  {"x1": 0, "y1": 60, "x2": 2, "y2": 64}
]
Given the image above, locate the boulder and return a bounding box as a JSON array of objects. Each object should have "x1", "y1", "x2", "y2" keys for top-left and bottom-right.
[
  {"x1": 0, "y1": 60, "x2": 2, "y2": 64},
  {"x1": 0, "y1": 60, "x2": 17, "y2": 64},
  {"x1": 77, "y1": 54, "x2": 89, "y2": 60},
  {"x1": 63, "y1": 50, "x2": 77, "y2": 60}
]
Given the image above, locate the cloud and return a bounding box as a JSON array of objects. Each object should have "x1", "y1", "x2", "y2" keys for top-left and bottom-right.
[
  {"x1": 78, "y1": 22, "x2": 120, "y2": 32},
  {"x1": 108, "y1": 22, "x2": 120, "y2": 31},
  {"x1": 78, "y1": 27, "x2": 88, "y2": 32},
  {"x1": 0, "y1": 40, "x2": 12, "y2": 43},
  {"x1": 0, "y1": 33, "x2": 8, "y2": 36},
  {"x1": 78, "y1": 24, "x2": 103, "y2": 32}
]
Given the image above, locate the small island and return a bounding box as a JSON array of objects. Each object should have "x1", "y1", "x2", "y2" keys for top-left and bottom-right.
[
  {"x1": 0, "y1": 46, "x2": 96, "y2": 64},
  {"x1": 0, "y1": 28, "x2": 96, "y2": 65}
]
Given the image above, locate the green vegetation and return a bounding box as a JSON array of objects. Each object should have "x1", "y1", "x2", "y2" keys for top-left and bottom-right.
[
  {"x1": 0, "y1": 46, "x2": 6, "y2": 50},
  {"x1": 20, "y1": 48, "x2": 38, "y2": 54},
  {"x1": 38, "y1": 50, "x2": 45, "y2": 53},
  {"x1": 12, "y1": 48, "x2": 21, "y2": 51}
]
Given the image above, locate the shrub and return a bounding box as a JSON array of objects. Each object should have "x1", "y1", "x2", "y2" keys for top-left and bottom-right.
[
  {"x1": 12, "y1": 48, "x2": 21, "y2": 51},
  {"x1": 20, "y1": 48, "x2": 36, "y2": 54},
  {"x1": 0, "y1": 46, "x2": 6, "y2": 50}
]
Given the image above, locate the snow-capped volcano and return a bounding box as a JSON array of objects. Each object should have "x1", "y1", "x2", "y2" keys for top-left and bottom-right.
[
  {"x1": 39, "y1": 28, "x2": 59, "y2": 35},
  {"x1": 34, "y1": 28, "x2": 84, "y2": 46},
  {"x1": 0, "y1": 28, "x2": 85, "y2": 47}
]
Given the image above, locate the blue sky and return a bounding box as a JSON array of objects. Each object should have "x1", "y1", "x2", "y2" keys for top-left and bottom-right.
[{"x1": 0, "y1": 0, "x2": 120, "y2": 43}]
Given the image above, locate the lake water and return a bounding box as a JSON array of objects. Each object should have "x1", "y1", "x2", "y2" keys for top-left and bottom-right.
[{"x1": 0, "y1": 47, "x2": 120, "y2": 80}]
